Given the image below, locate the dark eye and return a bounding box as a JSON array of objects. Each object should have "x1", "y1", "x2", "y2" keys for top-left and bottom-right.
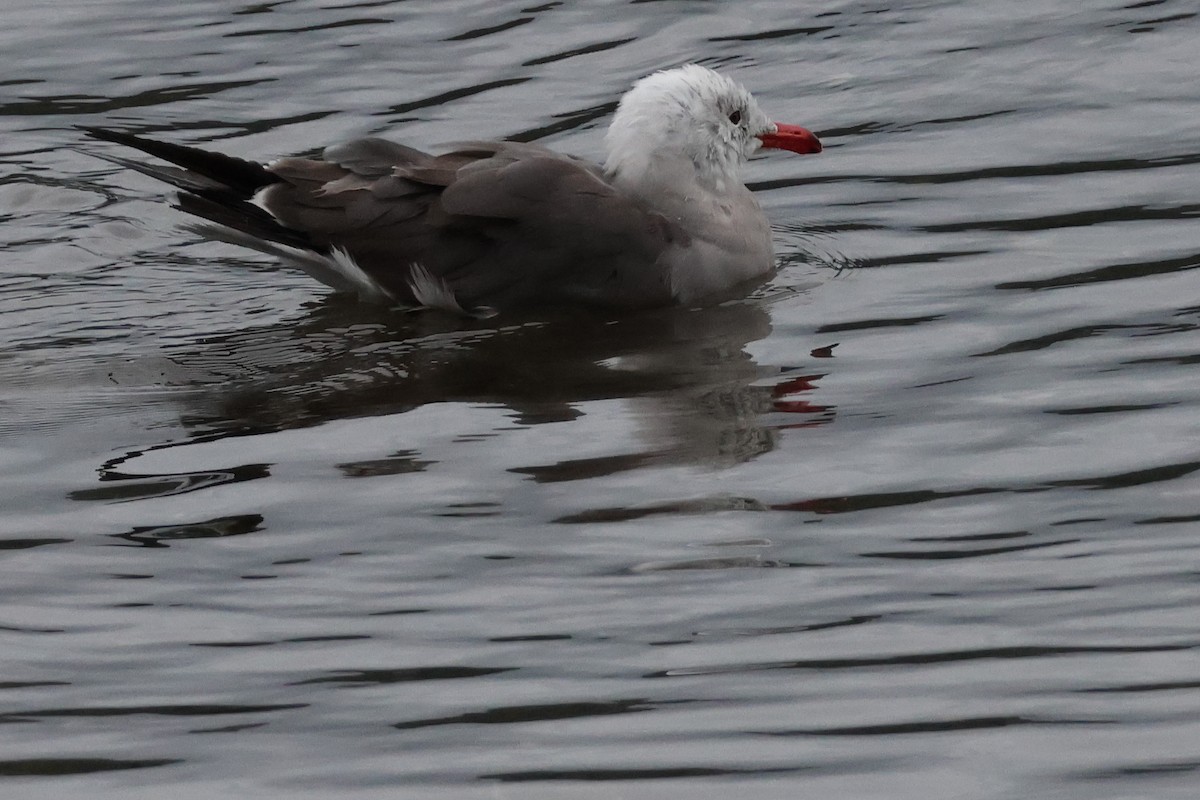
[{"x1": 728, "y1": 109, "x2": 742, "y2": 125}]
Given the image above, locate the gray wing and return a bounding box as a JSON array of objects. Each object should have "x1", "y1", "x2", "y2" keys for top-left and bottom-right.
[{"x1": 258, "y1": 139, "x2": 680, "y2": 311}]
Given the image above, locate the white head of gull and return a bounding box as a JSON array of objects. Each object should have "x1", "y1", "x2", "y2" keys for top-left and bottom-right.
[
  {"x1": 607, "y1": 65, "x2": 787, "y2": 192},
  {"x1": 80, "y1": 64, "x2": 822, "y2": 317}
]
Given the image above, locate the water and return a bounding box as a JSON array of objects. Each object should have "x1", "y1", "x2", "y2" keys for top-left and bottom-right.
[{"x1": 3, "y1": 0, "x2": 1200, "y2": 797}]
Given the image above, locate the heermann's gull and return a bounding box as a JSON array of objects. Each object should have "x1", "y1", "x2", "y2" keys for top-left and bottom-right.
[{"x1": 80, "y1": 64, "x2": 821, "y2": 316}]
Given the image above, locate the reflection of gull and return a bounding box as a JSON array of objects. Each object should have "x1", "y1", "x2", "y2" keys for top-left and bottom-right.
[
  {"x1": 68, "y1": 300, "x2": 836, "y2": 552},
  {"x1": 162, "y1": 299, "x2": 835, "y2": 469},
  {"x1": 80, "y1": 65, "x2": 819, "y2": 315}
]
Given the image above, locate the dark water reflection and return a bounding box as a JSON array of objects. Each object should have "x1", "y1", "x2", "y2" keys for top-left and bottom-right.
[
  {"x1": 3, "y1": 0, "x2": 1200, "y2": 797},
  {"x1": 174, "y1": 299, "x2": 792, "y2": 439}
]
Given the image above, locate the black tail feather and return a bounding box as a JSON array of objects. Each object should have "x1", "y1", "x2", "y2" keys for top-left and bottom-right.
[
  {"x1": 81, "y1": 149, "x2": 229, "y2": 195},
  {"x1": 176, "y1": 192, "x2": 315, "y2": 252},
  {"x1": 77, "y1": 126, "x2": 279, "y2": 198},
  {"x1": 80, "y1": 125, "x2": 313, "y2": 253}
]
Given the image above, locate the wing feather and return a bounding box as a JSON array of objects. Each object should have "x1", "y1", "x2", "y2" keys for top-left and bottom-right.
[
  {"x1": 85, "y1": 127, "x2": 681, "y2": 312},
  {"x1": 254, "y1": 139, "x2": 678, "y2": 309}
]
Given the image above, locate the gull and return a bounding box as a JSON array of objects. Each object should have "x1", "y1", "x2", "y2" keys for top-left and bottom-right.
[{"x1": 81, "y1": 64, "x2": 821, "y2": 317}]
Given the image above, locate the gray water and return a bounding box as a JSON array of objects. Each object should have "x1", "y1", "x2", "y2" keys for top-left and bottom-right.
[{"x1": 3, "y1": 1, "x2": 1200, "y2": 797}]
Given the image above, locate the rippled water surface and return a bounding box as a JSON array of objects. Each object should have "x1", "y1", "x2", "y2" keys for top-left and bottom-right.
[{"x1": 4, "y1": 1, "x2": 1200, "y2": 797}]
